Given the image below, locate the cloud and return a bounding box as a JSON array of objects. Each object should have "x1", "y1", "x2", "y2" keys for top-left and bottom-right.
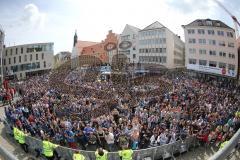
[
  {"x1": 21, "y1": 3, "x2": 46, "y2": 29},
  {"x1": 166, "y1": 0, "x2": 218, "y2": 15}
]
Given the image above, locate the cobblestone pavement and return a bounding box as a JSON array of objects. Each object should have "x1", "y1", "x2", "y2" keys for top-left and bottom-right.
[{"x1": 0, "y1": 106, "x2": 239, "y2": 160}]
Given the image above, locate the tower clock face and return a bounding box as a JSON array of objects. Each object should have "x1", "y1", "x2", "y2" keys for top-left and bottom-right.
[
  {"x1": 104, "y1": 42, "x2": 116, "y2": 51},
  {"x1": 119, "y1": 41, "x2": 132, "y2": 50}
]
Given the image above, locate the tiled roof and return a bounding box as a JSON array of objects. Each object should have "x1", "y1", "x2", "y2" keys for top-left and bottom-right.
[
  {"x1": 182, "y1": 19, "x2": 234, "y2": 30},
  {"x1": 76, "y1": 40, "x2": 99, "y2": 50}
]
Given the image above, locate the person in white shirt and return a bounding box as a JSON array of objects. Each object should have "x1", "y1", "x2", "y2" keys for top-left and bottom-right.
[
  {"x1": 150, "y1": 133, "x2": 159, "y2": 146},
  {"x1": 158, "y1": 131, "x2": 169, "y2": 145},
  {"x1": 105, "y1": 130, "x2": 115, "y2": 151}
]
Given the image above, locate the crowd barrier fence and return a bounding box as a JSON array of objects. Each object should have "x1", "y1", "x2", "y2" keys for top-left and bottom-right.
[
  {"x1": 4, "y1": 119, "x2": 198, "y2": 160},
  {"x1": 0, "y1": 144, "x2": 18, "y2": 160},
  {"x1": 209, "y1": 128, "x2": 240, "y2": 160}
]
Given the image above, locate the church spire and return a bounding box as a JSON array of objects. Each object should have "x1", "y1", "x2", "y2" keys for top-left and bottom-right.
[{"x1": 73, "y1": 30, "x2": 78, "y2": 47}]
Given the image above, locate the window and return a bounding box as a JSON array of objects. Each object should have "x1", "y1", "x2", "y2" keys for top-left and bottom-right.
[
  {"x1": 229, "y1": 53, "x2": 235, "y2": 59},
  {"x1": 36, "y1": 54, "x2": 38, "y2": 61},
  {"x1": 161, "y1": 56, "x2": 167, "y2": 63},
  {"x1": 162, "y1": 48, "x2": 166, "y2": 53},
  {"x1": 209, "y1": 50, "x2": 216, "y2": 56},
  {"x1": 219, "y1": 41, "x2": 225, "y2": 46},
  {"x1": 219, "y1": 52, "x2": 226, "y2": 57},
  {"x1": 162, "y1": 38, "x2": 166, "y2": 44},
  {"x1": 14, "y1": 57, "x2": 16, "y2": 64},
  {"x1": 209, "y1": 61, "x2": 217, "y2": 67},
  {"x1": 19, "y1": 56, "x2": 21, "y2": 63},
  {"x1": 228, "y1": 64, "x2": 235, "y2": 71},
  {"x1": 219, "y1": 62, "x2": 226, "y2": 68},
  {"x1": 208, "y1": 30, "x2": 215, "y2": 35},
  {"x1": 8, "y1": 58, "x2": 11, "y2": 65},
  {"x1": 188, "y1": 29, "x2": 195, "y2": 34},
  {"x1": 227, "y1": 32, "x2": 234, "y2": 38},
  {"x1": 206, "y1": 21, "x2": 213, "y2": 26},
  {"x1": 228, "y1": 42, "x2": 234, "y2": 48},
  {"x1": 16, "y1": 48, "x2": 18, "y2": 55},
  {"x1": 189, "y1": 59, "x2": 197, "y2": 64},
  {"x1": 21, "y1": 47, "x2": 23, "y2": 54},
  {"x1": 199, "y1": 49, "x2": 207, "y2": 54},
  {"x1": 24, "y1": 55, "x2": 27, "y2": 62},
  {"x1": 5, "y1": 50, "x2": 8, "y2": 56},
  {"x1": 133, "y1": 54, "x2": 136, "y2": 59},
  {"x1": 217, "y1": 31, "x2": 224, "y2": 36},
  {"x1": 121, "y1": 35, "x2": 130, "y2": 40},
  {"x1": 3, "y1": 59, "x2": 6, "y2": 65},
  {"x1": 30, "y1": 54, "x2": 32, "y2": 61},
  {"x1": 209, "y1": 40, "x2": 216, "y2": 45},
  {"x1": 199, "y1": 60, "x2": 207, "y2": 66},
  {"x1": 133, "y1": 34, "x2": 136, "y2": 39},
  {"x1": 10, "y1": 49, "x2": 12, "y2": 56},
  {"x1": 199, "y1": 39, "x2": 206, "y2": 44},
  {"x1": 189, "y1": 48, "x2": 196, "y2": 54},
  {"x1": 198, "y1": 29, "x2": 205, "y2": 34},
  {"x1": 189, "y1": 39, "x2": 196, "y2": 44}
]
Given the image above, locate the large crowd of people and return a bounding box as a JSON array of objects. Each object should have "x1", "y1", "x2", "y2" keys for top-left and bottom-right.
[{"x1": 4, "y1": 63, "x2": 240, "y2": 155}]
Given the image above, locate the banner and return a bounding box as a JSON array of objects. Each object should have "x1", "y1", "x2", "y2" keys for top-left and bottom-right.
[{"x1": 187, "y1": 64, "x2": 236, "y2": 77}]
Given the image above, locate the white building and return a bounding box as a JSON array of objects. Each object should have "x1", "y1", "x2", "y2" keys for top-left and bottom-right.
[
  {"x1": 118, "y1": 24, "x2": 140, "y2": 64},
  {"x1": 54, "y1": 51, "x2": 71, "y2": 68},
  {"x1": 183, "y1": 19, "x2": 238, "y2": 78},
  {"x1": 138, "y1": 21, "x2": 185, "y2": 69},
  {"x1": 3, "y1": 42, "x2": 54, "y2": 79}
]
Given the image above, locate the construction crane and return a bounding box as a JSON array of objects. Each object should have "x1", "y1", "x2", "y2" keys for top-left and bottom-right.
[{"x1": 213, "y1": 0, "x2": 240, "y2": 38}]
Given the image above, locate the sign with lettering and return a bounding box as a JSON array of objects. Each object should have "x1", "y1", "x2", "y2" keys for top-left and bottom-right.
[
  {"x1": 119, "y1": 41, "x2": 132, "y2": 50},
  {"x1": 187, "y1": 64, "x2": 236, "y2": 77}
]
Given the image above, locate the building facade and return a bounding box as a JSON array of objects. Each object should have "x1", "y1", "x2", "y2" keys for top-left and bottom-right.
[
  {"x1": 71, "y1": 30, "x2": 118, "y2": 68},
  {"x1": 71, "y1": 31, "x2": 99, "y2": 69},
  {"x1": 138, "y1": 21, "x2": 185, "y2": 69},
  {"x1": 54, "y1": 51, "x2": 71, "y2": 68},
  {"x1": 82, "y1": 30, "x2": 118, "y2": 64},
  {"x1": 118, "y1": 24, "x2": 140, "y2": 64},
  {"x1": 3, "y1": 43, "x2": 54, "y2": 79},
  {"x1": 237, "y1": 37, "x2": 240, "y2": 80},
  {"x1": 183, "y1": 19, "x2": 238, "y2": 78},
  {"x1": 0, "y1": 28, "x2": 4, "y2": 83}
]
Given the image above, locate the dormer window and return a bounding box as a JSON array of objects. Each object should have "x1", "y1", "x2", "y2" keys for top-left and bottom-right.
[{"x1": 206, "y1": 21, "x2": 212, "y2": 26}]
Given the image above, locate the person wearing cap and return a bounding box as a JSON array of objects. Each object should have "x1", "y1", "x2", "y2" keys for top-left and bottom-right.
[
  {"x1": 73, "y1": 150, "x2": 85, "y2": 160},
  {"x1": 95, "y1": 147, "x2": 108, "y2": 160},
  {"x1": 118, "y1": 145, "x2": 133, "y2": 160}
]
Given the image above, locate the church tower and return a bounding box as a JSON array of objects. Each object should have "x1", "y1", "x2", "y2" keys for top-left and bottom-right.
[{"x1": 73, "y1": 30, "x2": 78, "y2": 47}]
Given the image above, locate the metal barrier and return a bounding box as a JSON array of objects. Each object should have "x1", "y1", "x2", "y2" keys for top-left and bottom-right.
[
  {"x1": 23, "y1": 136, "x2": 196, "y2": 160},
  {"x1": 3, "y1": 120, "x2": 197, "y2": 160},
  {"x1": 209, "y1": 128, "x2": 240, "y2": 160},
  {"x1": 0, "y1": 145, "x2": 18, "y2": 160}
]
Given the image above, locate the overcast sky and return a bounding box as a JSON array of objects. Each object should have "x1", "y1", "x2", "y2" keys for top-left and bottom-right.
[{"x1": 0, "y1": 0, "x2": 239, "y2": 54}]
